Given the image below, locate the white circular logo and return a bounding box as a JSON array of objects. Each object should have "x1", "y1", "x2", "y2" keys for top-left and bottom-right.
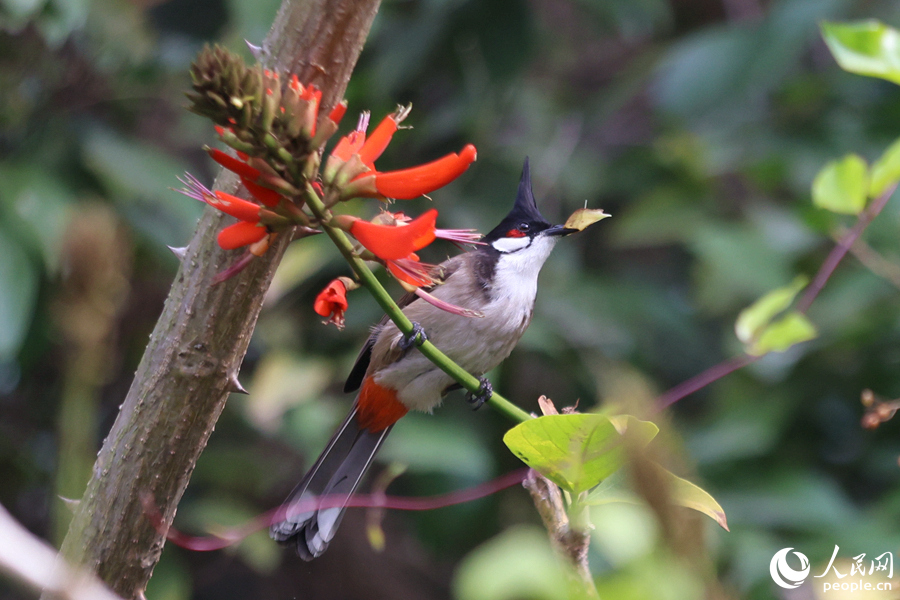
[{"x1": 770, "y1": 548, "x2": 810, "y2": 589}]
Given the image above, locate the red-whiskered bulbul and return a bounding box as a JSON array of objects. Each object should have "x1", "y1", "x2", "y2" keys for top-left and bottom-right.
[{"x1": 270, "y1": 158, "x2": 575, "y2": 559}]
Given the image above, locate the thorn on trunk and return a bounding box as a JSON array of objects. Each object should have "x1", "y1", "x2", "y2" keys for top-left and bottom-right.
[
  {"x1": 167, "y1": 246, "x2": 188, "y2": 261},
  {"x1": 58, "y1": 495, "x2": 80, "y2": 513},
  {"x1": 228, "y1": 374, "x2": 248, "y2": 395},
  {"x1": 245, "y1": 40, "x2": 266, "y2": 62}
]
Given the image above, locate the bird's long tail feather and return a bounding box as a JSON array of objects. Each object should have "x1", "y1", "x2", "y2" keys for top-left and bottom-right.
[{"x1": 269, "y1": 406, "x2": 392, "y2": 560}]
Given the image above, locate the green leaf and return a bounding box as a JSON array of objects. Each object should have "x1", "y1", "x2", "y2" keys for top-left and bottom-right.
[
  {"x1": 662, "y1": 468, "x2": 729, "y2": 531},
  {"x1": 732, "y1": 277, "x2": 818, "y2": 355},
  {"x1": 585, "y1": 465, "x2": 729, "y2": 530},
  {"x1": 735, "y1": 275, "x2": 808, "y2": 345},
  {"x1": 750, "y1": 311, "x2": 817, "y2": 355},
  {"x1": 869, "y1": 136, "x2": 900, "y2": 198},
  {"x1": 821, "y1": 20, "x2": 900, "y2": 85},
  {"x1": 503, "y1": 414, "x2": 658, "y2": 493},
  {"x1": 811, "y1": 154, "x2": 869, "y2": 215}
]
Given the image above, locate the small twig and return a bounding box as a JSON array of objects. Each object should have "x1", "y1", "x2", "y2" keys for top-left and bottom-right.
[
  {"x1": 522, "y1": 471, "x2": 598, "y2": 599},
  {"x1": 655, "y1": 354, "x2": 757, "y2": 411},
  {"x1": 796, "y1": 183, "x2": 897, "y2": 314},
  {"x1": 521, "y1": 397, "x2": 599, "y2": 597},
  {"x1": 831, "y1": 227, "x2": 900, "y2": 291},
  {"x1": 656, "y1": 184, "x2": 897, "y2": 410}
]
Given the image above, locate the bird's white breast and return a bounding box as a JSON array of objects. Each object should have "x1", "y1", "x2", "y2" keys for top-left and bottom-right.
[{"x1": 371, "y1": 235, "x2": 559, "y2": 413}]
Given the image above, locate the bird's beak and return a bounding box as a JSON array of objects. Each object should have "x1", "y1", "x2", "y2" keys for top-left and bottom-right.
[{"x1": 543, "y1": 224, "x2": 578, "y2": 237}]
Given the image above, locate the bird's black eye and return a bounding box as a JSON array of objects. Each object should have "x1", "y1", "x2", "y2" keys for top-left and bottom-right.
[{"x1": 517, "y1": 222, "x2": 530, "y2": 233}]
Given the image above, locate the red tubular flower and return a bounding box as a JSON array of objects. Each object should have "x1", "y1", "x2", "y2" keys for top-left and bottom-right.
[
  {"x1": 324, "y1": 106, "x2": 476, "y2": 201},
  {"x1": 374, "y1": 144, "x2": 477, "y2": 200},
  {"x1": 208, "y1": 146, "x2": 284, "y2": 207},
  {"x1": 178, "y1": 174, "x2": 260, "y2": 222},
  {"x1": 349, "y1": 209, "x2": 437, "y2": 260},
  {"x1": 332, "y1": 130, "x2": 367, "y2": 162},
  {"x1": 208, "y1": 148, "x2": 261, "y2": 181},
  {"x1": 370, "y1": 211, "x2": 481, "y2": 245},
  {"x1": 300, "y1": 85, "x2": 321, "y2": 138},
  {"x1": 357, "y1": 114, "x2": 399, "y2": 168},
  {"x1": 302, "y1": 84, "x2": 322, "y2": 104},
  {"x1": 314, "y1": 278, "x2": 349, "y2": 328},
  {"x1": 206, "y1": 190, "x2": 261, "y2": 222},
  {"x1": 178, "y1": 174, "x2": 274, "y2": 253},
  {"x1": 343, "y1": 210, "x2": 440, "y2": 288},
  {"x1": 328, "y1": 100, "x2": 348, "y2": 126},
  {"x1": 240, "y1": 177, "x2": 281, "y2": 207},
  {"x1": 218, "y1": 222, "x2": 267, "y2": 249},
  {"x1": 286, "y1": 76, "x2": 322, "y2": 138}
]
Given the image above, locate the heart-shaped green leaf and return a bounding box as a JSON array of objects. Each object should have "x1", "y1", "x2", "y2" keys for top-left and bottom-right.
[
  {"x1": 870, "y1": 136, "x2": 900, "y2": 198},
  {"x1": 750, "y1": 311, "x2": 817, "y2": 356},
  {"x1": 822, "y1": 20, "x2": 900, "y2": 85},
  {"x1": 812, "y1": 154, "x2": 869, "y2": 215},
  {"x1": 503, "y1": 414, "x2": 658, "y2": 494},
  {"x1": 735, "y1": 276, "x2": 808, "y2": 345}
]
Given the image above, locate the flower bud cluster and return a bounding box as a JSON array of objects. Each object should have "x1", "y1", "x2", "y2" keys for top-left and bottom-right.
[
  {"x1": 178, "y1": 45, "x2": 481, "y2": 296},
  {"x1": 186, "y1": 45, "x2": 347, "y2": 187}
]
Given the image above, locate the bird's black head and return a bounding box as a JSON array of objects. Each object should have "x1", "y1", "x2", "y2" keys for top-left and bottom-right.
[{"x1": 482, "y1": 158, "x2": 574, "y2": 253}]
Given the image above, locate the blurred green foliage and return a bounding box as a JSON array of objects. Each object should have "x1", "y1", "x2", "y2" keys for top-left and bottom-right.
[{"x1": 3, "y1": 0, "x2": 900, "y2": 599}]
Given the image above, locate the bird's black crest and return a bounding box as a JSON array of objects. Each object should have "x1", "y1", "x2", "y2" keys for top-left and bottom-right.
[{"x1": 483, "y1": 158, "x2": 552, "y2": 243}]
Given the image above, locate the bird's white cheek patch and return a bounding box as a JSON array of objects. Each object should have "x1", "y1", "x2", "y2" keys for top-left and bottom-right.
[{"x1": 491, "y1": 236, "x2": 531, "y2": 253}]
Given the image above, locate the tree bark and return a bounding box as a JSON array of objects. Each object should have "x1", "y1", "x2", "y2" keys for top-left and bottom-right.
[{"x1": 54, "y1": 1, "x2": 380, "y2": 597}]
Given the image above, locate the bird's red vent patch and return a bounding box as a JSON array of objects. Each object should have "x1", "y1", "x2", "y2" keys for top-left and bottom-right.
[{"x1": 356, "y1": 377, "x2": 409, "y2": 431}]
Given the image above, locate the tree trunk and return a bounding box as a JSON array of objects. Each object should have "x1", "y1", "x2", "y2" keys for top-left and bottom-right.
[{"x1": 54, "y1": 1, "x2": 380, "y2": 597}]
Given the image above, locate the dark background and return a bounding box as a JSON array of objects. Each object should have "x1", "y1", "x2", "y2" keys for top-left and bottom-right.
[{"x1": 2, "y1": 0, "x2": 900, "y2": 598}]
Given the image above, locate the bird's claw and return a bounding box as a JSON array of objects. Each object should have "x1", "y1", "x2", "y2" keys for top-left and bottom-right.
[
  {"x1": 399, "y1": 322, "x2": 428, "y2": 351},
  {"x1": 466, "y1": 378, "x2": 493, "y2": 410}
]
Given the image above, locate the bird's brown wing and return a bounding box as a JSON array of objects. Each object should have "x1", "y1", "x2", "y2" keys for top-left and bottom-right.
[{"x1": 343, "y1": 257, "x2": 462, "y2": 393}]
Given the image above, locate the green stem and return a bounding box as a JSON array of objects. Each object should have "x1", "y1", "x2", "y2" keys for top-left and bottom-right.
[{"x1": 304, "y1": 184, "x2": 532, "y2": 423}]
